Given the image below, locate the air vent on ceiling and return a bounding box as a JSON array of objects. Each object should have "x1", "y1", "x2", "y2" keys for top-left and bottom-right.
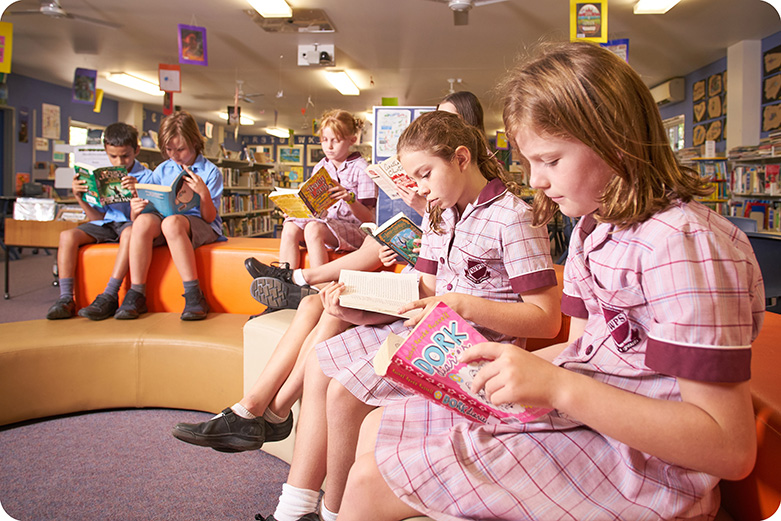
[{"x1": 244, "y1": 8, "x2": 335, "y2": 33}]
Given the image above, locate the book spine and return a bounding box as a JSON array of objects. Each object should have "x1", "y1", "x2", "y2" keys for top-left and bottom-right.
[{"x1": 384, "y1": 359, "x2": 493, "y2": 424}]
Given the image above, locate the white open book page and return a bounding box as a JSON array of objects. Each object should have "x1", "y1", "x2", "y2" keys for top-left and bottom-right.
[{"x1": 338, "y1": 269, "x2": 419, "y2": 319}]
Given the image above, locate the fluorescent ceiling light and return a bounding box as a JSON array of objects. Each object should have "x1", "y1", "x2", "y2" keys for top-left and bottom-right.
[
  {"x1": 326, "y1": 70, "x2": 360, "y2": 96},
  {"x1": 633, "y1": 0, "x2": 681, "y2": 14},
  {"x1": 106, "y1": 73, "x2": 164, "y2": 97},
  {"x1": 265, "y1": 127, "x2": 291, "y2": 138},
  {"x1": 218, "y1": 112, "x2": 255, "y2": 125},
  {"x1": 248, "y1": 0, "x2": 292, "y2": 18}
]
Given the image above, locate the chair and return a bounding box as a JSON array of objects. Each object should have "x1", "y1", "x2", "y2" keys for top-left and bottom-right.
[
  {"x1": 746, "y1": 231, "x2": 781, "y2": 307},
  {"x1": 727, "y1": 215, "x2": 758, "y2": 233}
]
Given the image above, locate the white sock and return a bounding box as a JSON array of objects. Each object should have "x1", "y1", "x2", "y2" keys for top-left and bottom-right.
[
  {"x1": 273, "y1": 483, "x2": 320, "y2": 521},
  {"x1": 263, "y1": 408, "x2": 287, "y2": 424},
  {"x1": 230, "y1": 402, "x2": 256, "y2": 419},
  {"x1": 292, "y1": 269, "x2": 308, "y2": 287},
  {"x1": 320, "y1": 502, "x2": 338, "y2": 521}
]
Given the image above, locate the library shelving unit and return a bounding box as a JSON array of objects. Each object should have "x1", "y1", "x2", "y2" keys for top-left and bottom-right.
[
  {"x1": 727, "y1": 152, "x2": 781, "y2": 232},
  {"x1": 686, "y1": 157, "x2": 731, "y2": 217},
  {"x1": 219, "y1": 159, "x2": 277, "y2": 238}
]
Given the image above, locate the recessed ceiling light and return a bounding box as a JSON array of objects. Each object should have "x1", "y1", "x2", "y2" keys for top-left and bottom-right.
[
  {"x1": 106, "y1": 73, "x2": 164, "y2": 97},
  {"x1": 247, "y1": 0, "x2": 292, "y2": 18},
  {"x1": 325, "y1": 70, "x2": 359, "y2": 96},
  {"x1": 633, "y1": 0, "x2": 681, "y2": 14},
  {"x1": 265, "y1": 127, "x2": 291, "y2": 138}
]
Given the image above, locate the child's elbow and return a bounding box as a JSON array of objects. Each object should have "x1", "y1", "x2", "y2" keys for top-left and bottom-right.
[
  {"x1": 537, "y1": 311, "x2": 562, "y2": 339},
  {"x1": 721, "y1": 441, "x2": 757, "y2": 481}
]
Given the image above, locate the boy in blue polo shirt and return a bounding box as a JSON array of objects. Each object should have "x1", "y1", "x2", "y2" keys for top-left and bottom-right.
[{"x1": 46, "y1": 122, "x2": 152, "y2": 320}]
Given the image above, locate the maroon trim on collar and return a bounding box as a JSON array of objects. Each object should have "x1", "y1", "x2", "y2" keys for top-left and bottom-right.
[{"x1": 475, "y1": 178, "x2": 507, "y2": 206}]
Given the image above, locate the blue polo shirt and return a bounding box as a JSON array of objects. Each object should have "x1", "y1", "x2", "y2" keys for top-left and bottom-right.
[
  {"x1": 92, "y1": 160, "x2": 153, "y2": 225},
  {"x1": 150, "y1": 154, "x2": 224, "y2": 237}
]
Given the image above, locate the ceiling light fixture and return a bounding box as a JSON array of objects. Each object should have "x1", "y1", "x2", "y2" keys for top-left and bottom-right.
[
  {"x1": 247, "y1": 0, "x2": 293, "y2": 18},
  {"x1": 325, "y1": 70, "x2": 360, "y2": 96},
  {"x1": 106, "y1": 73, "x2": 164, "y2": 97},
  {"x1": 633, "y1": 0, "x2": 682, "y2": 14},
  {"x1": 218, "y1": 112, "x2": 255, "y2": 125},
  {"x1": 265, "y1": 127, "x2": 291, "y2": 138}
]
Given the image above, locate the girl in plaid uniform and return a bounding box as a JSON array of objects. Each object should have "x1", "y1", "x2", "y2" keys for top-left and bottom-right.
[
  {"x1": 278, "y1": 109, "x2": 377, "y2": 270},
  {"x1": 338, "y1": 41, "x2": 765, "y2": 521},
  {"x1": 258, "y1": 111, "x2": 561, "y2": 521}
]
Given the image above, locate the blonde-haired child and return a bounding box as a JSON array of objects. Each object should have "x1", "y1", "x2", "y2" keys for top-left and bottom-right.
[{"x1": 338, "y1": 40, "x2": 765, "y2": 521}]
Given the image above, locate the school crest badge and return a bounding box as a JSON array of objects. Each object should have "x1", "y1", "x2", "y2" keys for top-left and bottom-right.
[
  {"x1": 601, "y1": 304, "x2": 640, "y2": 352},
  {"x1": 465, "y1": 259, "x2": 490, "y2": 284}
]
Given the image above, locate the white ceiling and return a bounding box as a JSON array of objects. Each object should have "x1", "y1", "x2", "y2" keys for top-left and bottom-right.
[{"x1": 3, "y1": 0, "x2": 780, "y2": 138}]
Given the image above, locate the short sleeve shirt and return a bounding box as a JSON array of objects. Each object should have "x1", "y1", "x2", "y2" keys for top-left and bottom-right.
[
  {"x1": 151, "y1": 155, "x2": 224, "y2": 237},
  {"x1": 559, "y1": 201, "x2": 764, "y2": 386},
  {"x1": 92, "y1": 160, "x2": 153, "y2": 225}
]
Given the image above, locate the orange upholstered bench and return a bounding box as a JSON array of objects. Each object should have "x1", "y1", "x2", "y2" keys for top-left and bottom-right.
[{"x1": 73, "y1": 237, "x2": 348, "y2": 315}]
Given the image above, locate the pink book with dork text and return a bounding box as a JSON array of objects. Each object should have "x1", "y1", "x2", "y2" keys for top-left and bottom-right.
[{"x1": 374, "y1": 302, "x2": 552, "y2": 425}]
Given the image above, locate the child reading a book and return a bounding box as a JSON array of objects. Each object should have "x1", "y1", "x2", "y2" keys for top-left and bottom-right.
[
  {"x1": 251, "y1": 110, "x2": 562, "y2": 521},
  {"x1": 337, "y1": 41, "x2": 766, "y2": 521},
  {"x1": 46, "y1": 122, "x2": 152, "y2": 320},
  {"x1": 274, "y1": 109, "x2": 377, "y2": 270},
  {"x1": 116, "y1": 110, "x2": 223, "y2": 321}
]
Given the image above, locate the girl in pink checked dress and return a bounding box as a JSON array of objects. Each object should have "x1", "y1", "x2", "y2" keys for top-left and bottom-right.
[
  {"x1": 277, "y1": 109, "x2": 377, "y2": 270},
  {"x1": 337, "y1": 41, "x2": 766, "y2": 521}
]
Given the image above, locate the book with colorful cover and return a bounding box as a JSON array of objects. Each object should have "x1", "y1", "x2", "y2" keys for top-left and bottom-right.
[
  {"x1": 360, "y1": 212, "x2": 422, "y2": 266},
  {"x1": 269, "y1": 167, "x2": 338, "y2": 219},
  {"x1": 366, "y1": 156, "x2": 417, "y2": 200},
  {"x1": 74, "y1": 163, "x2": 132, "y2": 209},
  {"x1": 374, "y1": 302, "x2": 552, "y2": 424},
  {"x1": 135, "y1": 168, "x2": 200, "y2": 217}
]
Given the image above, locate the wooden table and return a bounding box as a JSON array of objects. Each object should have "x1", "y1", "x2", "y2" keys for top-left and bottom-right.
[{"x1": 3, "y1": 218, "x2": 84, "y2": 299}]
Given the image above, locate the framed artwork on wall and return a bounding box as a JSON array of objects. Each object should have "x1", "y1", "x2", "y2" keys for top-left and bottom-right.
[
  {"x1": 307, "y1": 146, "x2": 326, "y2": 166},
  {"x1": 278, "y1": 145, "x2": 304, "y2": 166}
]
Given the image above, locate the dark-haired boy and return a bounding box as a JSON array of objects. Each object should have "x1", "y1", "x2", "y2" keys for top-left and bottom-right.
[{"x1": 46, "y1": 122, "x2": 152, "y2": 320}]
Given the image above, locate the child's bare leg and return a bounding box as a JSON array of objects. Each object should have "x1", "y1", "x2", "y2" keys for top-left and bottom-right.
[
  {"x1": 161, "y1": 215, "x2": 197, "y2": 281},
  {"x1": 303, "y1": 221, "x2": 338, "y2": 268},
  {"x1": 267, "y1": 311, "x2": 352, "y2": 418},
  {"x1": 286, "y1": 350, "x2": 332, "y2": 491},
  {"x1": 321, "y1": 380, "x2": 376, "y2": 514},
  {"x1": 338, "y1": 426, "x2": 421, "y2": 521},
  {"x1": 280, "y1": 221, "x2": 305, "y2": 268},
  {"x1": 128, "y1": 213, "x2": 162, "y2": 285},
  {"x1": 110, "y1": 226, "x2": 133, "y2": 280},
  {"x1": 302, "y1": 236, "x2": 383, "y2": 286},
  {"x1": 240, "y1": 295, "x2": 325, "y2": 415},
  {"x1": 57, "y1": 227, "x2": 95, "y2": 279}
]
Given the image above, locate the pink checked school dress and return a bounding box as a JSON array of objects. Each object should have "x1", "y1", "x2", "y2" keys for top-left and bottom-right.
[
  {"x1": 373, "y1": 201, "x2": 765, "y2": 521},
  {"x1": 315, "y1": 178, "x2": 557, "y2": 406},
  {"x1": 284, "y1": 152, "x2": 377, "y2": 252}
]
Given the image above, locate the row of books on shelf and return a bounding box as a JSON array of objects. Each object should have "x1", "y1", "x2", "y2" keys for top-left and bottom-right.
[
  {"x1": 222, "y1": 167, "x2": 275, "y2": 189},
  {"x1": 731, "y1": 164, "x2": 781, "y2": 197},
  {"x1": 221, "y1": 192, "x2": 272, "y2": 215},
  {"x1": 731, "y1": 199, "x2": 781, "y2": 232},
  {"x1": 222, "y1": 214, "x2": 275, "y2": 237},
  {"x1": 728, "y1": 131, "x2": 781, "y2": 161}
]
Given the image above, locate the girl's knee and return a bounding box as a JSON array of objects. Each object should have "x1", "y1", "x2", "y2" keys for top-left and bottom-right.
[{"x1": 303, "y1": 221, "x2": 329, "y2": 242}]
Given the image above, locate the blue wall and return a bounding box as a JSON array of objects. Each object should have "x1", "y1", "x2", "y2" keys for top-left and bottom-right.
[{"x1": 6, "y1": 74, "x2": 119, "y2": 180}]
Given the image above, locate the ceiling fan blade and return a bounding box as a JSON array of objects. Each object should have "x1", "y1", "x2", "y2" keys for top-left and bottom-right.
[
  {"x1": 473, "y1": 0, "x2": 507, "y2": 6},
  {"x1": 4, "y1": 10, "x2": 44, "y2": 15},
  {"x1": 453, "y1": 9, "x2": 469, "y2": 25},
  {"x1": 67, "y1": 13, "x2": 122, "y2": 29}
]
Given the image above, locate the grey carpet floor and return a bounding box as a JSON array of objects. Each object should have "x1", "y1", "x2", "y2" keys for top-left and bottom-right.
[{"x1": 0, "y1": 408, "x2": 290, "y2": 521}]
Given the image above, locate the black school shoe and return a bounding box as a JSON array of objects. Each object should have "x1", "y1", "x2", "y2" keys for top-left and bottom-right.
[
  {"x1": 181, "y1": 287, "x2": 209, "y2": 321},
  {"x1": 250, "y1": 277, "x2": 318, "y2": 310},
  {"x1": 244, "y1": 258, "x2": 294, "y2": 283},
  {"x1": 255, "y1": 513, "x2": 320, "y2": 521},
  {"x1": 78, "y1": 293, "x2": 119, "y2": 321},
  {"x1": 114, "y1": 289, "x2": 148, "y2": 320},
  {"x1": 172, "y1": 408, "x2": 293, "y2": 453},
  {"x1": 46, "y1": 296, "x2": 76, "y2": 320}
]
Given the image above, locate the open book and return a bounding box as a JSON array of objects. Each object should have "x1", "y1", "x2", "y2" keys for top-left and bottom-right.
[
  {"x1": 269, "y1": 167, "x2": 338, "y2": 219},
  {"x1": 374, "y1": 302, "x2": 552, "y2": 425},
  {"x1": 337, "y1": 269, "x2": 419, "y2": 319},
  {"x1": 366, "y1": 156, "x2": 417, "y2": 200},
  {"x1": 74, "y1": 163, "x2": 131, "y2": 209},
  {"x1": 136, "y1": 168, "x2": 200, "y2": 217},
  {"x1": 360, "y1": 212, "x2": 422, "y2": 266}
]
